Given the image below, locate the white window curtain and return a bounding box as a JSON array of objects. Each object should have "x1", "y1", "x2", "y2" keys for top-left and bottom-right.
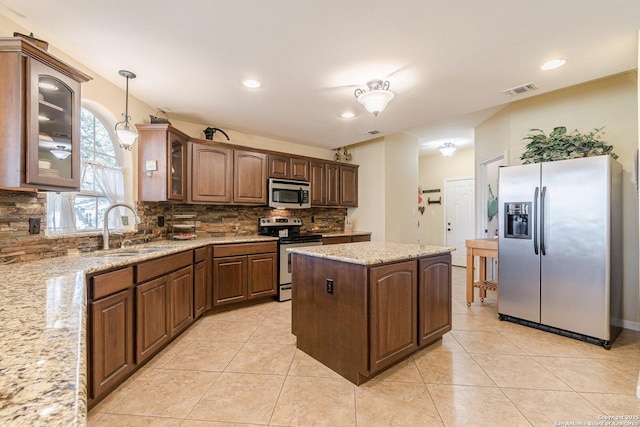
[
  {"x1": 88, "y1": 161, "x2": 126, "y2": 229},
  {"x1": 47, "y1": 191, "x2": 78, "y2": 234}
]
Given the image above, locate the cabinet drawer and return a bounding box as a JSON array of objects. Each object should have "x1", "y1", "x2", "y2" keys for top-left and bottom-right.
[
  {"x1": 351, "y1": 234, "x2": 371, "y2": 242},
  {"x1": 136, "y1": 251, "x2": 193, "y2": 283},
  {"x1": 91, "y1": 267, "x2": 134, "y2": 300},
  {"x1": 194, "y1": 246, "x2": 209, "y2": 263},
  {"x1": 322, "y1": 236, "x2": 352, "y2": 245},
  {"x1": 213, "y1": 241, "x2": 277, "y2": 258}
]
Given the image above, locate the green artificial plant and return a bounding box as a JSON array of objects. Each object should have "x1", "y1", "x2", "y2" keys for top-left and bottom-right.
[{"x1": 520, "y1": 126, "x2": 618, "y2": 164}]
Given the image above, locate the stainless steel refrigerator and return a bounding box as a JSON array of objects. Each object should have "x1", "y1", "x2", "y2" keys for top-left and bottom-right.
[{"x1": 498, "y1": 156, "x2": 622, "y2": 348}]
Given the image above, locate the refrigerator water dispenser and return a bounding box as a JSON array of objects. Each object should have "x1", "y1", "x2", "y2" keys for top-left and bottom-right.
[{"x1": 504, "y1": 202, "x2": 531, "y2": 239}]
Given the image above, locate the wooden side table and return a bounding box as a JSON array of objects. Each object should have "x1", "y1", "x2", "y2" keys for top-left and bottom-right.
[{"x1": 465, "y1": 239, "x2": 498, "y2": 306}]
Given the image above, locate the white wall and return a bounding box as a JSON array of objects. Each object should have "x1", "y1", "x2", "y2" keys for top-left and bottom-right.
[
  {"x1": 349, "y1": 132, "x2": 419, "y2": 243},
  {"x1": 418, "y1": 146, "x2": 475, "y2": 245},
  {"x1": 476, "y1": 71, "x2": 640, "y2": 329},
  {"x1": 347, "y1": 138, "x2": 386, "y2": 241}
]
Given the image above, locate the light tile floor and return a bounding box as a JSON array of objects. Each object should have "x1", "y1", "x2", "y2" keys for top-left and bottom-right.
[{"x1": 89, "y1": 267, "x2": 640, "y2": 426}]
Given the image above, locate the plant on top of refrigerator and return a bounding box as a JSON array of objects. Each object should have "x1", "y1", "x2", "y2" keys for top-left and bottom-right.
[{"x1": 520, "y1": 126, "x2": 618, "y2": 164}]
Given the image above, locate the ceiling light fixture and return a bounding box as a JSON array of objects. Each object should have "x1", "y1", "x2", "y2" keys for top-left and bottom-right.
[
  {"x1": 114, "y1": 70, "x2": 138, "y2": 151},
  {"x1": 541, "y1": 58, "x2": 566, "y2": 71},
  {"x1": 438, "y1": 142, "x2": 456, "y2": 157},
  {"x1": 242, "y1": 79, "x2": 261, "y2": 88},
  {"x1": 50, "y1": 145, "x2": 71, "y2": 160},
  {"x1": 354, "y1": 80, "x2": 394, "y2": 117},
  {"x1": 38, "y1": 115, "x2": 50, "y2": 121},
  {"x1": 340, "y1": 112, "x2": 356, "y2": 119}
]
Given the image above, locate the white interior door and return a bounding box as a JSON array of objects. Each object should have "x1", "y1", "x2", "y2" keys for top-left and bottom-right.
[{"x1": 445, "y1": 178, "x2": 475, "y2": 266}]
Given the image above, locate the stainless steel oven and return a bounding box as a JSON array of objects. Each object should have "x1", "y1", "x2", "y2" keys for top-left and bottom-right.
[{"x1": 258, "y1": 216, "x2": 322, "y2": 301}]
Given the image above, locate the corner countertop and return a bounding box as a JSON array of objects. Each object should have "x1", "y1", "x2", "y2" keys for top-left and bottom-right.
[
  {"x1": 0, "y1": 235, "x2": 277, "y2": 426},
  {"x1": 288, "y1": 241, "x2": 454, "y2": 266}
]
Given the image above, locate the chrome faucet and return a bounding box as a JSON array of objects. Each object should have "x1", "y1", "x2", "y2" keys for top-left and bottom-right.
[{"x1": 102, "y1": 203, "x2": 140, "y2": 250}]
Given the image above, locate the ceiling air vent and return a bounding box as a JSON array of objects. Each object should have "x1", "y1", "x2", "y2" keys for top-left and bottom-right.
[
  {"x1": 364, "y1": 129, "x2": 381, "y2": 135},
  {"x1": 502, "y1": 82, "x2": 538, "y2": 96}
]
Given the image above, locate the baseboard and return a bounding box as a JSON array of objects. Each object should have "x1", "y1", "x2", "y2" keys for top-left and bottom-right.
[{"x1": 612, "y1": 317, "x2": 640, "y2": 331}]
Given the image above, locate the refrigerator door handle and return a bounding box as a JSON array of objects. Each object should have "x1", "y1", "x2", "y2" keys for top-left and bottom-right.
[
  {"x1": 540, "y1": 186, "x2": 546, "y2": 255},
  {"x1": 533, "y1": 187, "x2": 539, "y2": 255}
]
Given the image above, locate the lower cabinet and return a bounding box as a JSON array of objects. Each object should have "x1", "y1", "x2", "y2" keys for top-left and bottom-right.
[
  {"x1": 136, "y1": 252, "x2": 194, "y2": 364},
  {"x1": 88, "y1": 267, "x2": 134, "y2": 403},
  {"x1": 369, "y1": 261, "x2": 418, "y2": 373},
  {"x1": 418, "y1": 254, "x2": 452, "y2": 345},
  {"x1": 322, "y1": 234, "x2": 371, "y2": 245},
  {"x1": 136, "y1": 275, "x2": 170, "y2": 363},
  {"x1": 90, "y1": 288, "x2": 134, "y2": 400},
  {"x1": 193, "y1": 246, "x2": 212, "y2": 318},
  {"x1": 212, "y1": 242, "x2": 278, "y2": 306},
  {"x1": 88, "y1": 242, "x2": 277, "y2": 407}
]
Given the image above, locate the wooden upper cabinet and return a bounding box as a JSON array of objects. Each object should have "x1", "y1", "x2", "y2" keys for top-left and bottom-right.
[
  {"x1": 188, "y1": 141, "x2": 233, "y2": 203},
  {"x1": 268, "y1": 154, "x2": 289, "y2": 179},
  {"x1": 310, "y1": 161, "x2": 326, "y2": 206},
  {"x1": 325, "y1": 163, "x2": 340, "y2": 206},
  {"x1": 0, "y1": 37, "x2": 91, "y2": 191},
  {"x1": 290, "y1": 157, "x2": 309, "y2": 181},
  {"x1": 137, "y1": 124, "x2": 189, "y2": 202},
  {"x1": 339, "y1": 165, "x2": 358, "y2": 207},
  {"x1": 234, "y1": 149, "x2": 267, "y2": 204},
  {"x1": 269, "y1": 154, "x2": 309, "y2": 181}
]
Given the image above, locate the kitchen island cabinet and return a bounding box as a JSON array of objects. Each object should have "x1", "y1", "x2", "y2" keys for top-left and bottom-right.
[{"x1": 289, "y1": 241, "x2": 452, "y2": 385}]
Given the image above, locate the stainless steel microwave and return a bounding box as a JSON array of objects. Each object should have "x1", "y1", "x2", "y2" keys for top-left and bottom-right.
[{"x1": 268, "y1": 178, "x2": 311, "y2": 209}]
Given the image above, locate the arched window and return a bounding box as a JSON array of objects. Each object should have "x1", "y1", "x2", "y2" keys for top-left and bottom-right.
[{"x1": 47, "y1": 106, "x2": 125, "y2": 234}]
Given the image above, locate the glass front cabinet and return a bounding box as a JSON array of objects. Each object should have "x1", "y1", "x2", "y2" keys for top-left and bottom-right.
[{"x1": 0, "y1": 37, "x2": 91, "y2": 190}]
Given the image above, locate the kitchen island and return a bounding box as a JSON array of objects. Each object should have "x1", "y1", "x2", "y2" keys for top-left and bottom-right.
[{"x1": 289, "y1": 241, "x2": 453, "y2": 385}]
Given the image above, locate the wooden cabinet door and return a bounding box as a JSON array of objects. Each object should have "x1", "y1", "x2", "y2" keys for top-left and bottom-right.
[
  {"x1": 90, "y1": 289, "x2": 134, "y2": 400},
  {"x1": 310, "y1": 161, "x2": 326, "y2": 206},
  {"x1": 189, "y1": 142, "x2": 233, "y2": 203},
  {"x1": 27, "y1": 58, "x2": 82, "y2": 190},
  {"x1": 290, "y1": 157, "x2": 309, "y2": 181},
  {"x1": 269, "y1": 154, "x2": 290, "y2": 179},
  {"x1": 193, "y1": 259, "x2": 211, "y2": 318},
  {"x1": 248, "y1": 252, "x2": 277, "y2": 299},
  {"x1": 369, "y1": 261, "x2": 418, "y2": 373},
  {"x1": 234, "y1": 150, "x2": 267, "y2": 204},
  {"x1": 339, "y1": 165, "x2": 358, "y2": 207},
  {"x1": 418, "y1": 254, "x2": 452, "y2": 346},
  {"x1": 136, "y1": 276, "x2": 170, "y2": 364},
  {"x1": 325, "y1": 163, "x2": 340, "y2": 206},
  {"x1": 213, "y1": 256, "x2": 247, "y2": 306},
  {"x1": 167, "y1": 130, "x2": 187, "y2": 201},
  {"x1": 169, "y1": 265, "x2": 194, "y2": 337}
]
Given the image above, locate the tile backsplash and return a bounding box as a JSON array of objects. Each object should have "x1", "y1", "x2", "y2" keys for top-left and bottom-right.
[{"x1": 0, "y1": 189, "x2": 347, "y2": 263}]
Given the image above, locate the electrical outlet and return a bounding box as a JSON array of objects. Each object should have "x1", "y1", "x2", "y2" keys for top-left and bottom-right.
[
  {"x1": 326, "y1": 279, "x2": 334, "y2": 294},
  {"x1": 158, "y1": 216, "x2": 165, "y2": 227},
  {"x1": 121, "y1": 216, "x2": 129, "y2": 226},
  {"x1": 28, "y1": 217, "x2": 41, "y2": 234}
]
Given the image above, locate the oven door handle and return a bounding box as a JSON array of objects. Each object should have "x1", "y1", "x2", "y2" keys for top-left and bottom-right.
[{"x1": 287, "y1": 251, "x2": 292, "y2": 273}]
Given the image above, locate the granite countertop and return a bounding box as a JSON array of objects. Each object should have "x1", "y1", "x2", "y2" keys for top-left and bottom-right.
[
  {"x1": 0, "y1": 235, "x2": 277, "y2": 426},
  {"x1": 288, "y1": 241, "x2": 454, "y2": 266}
]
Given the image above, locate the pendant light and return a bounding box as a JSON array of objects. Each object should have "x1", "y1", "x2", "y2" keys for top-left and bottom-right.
[
  {"x1": 115, "y1": 70, "x2": 137, "y2": 150},
  {"x1": 50, "y1": 145, "x2": 71, "y2": 160},
  {"x1": 438, "y1": 142, "x2": 456, "y2": 157},
  {"x1": 354, "y1": 80, "x2": 394, "y2": 117}
]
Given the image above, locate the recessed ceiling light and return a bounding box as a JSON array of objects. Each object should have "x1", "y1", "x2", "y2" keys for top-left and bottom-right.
[
  {"x1": 340, "y1": 112, "x2": 356, "y2": 119},
  {"x1": 541, "y1": 59, "x2": 566, "y2": 71},
  {"x1": 38, "y1": 115, "x2": 50, "y2": 121},
  {"x1": 242, "y1": 79, "x2": 261, "y2": 88}
]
